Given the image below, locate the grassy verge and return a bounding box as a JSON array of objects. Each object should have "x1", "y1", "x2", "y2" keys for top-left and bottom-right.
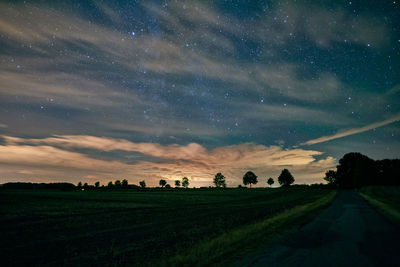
[
  {"x1": 359, "y1": 186, "x2": 400, "y2": 227},
  {"x1": 163, "y1": 190, "x2": 337, "y2": 266}
]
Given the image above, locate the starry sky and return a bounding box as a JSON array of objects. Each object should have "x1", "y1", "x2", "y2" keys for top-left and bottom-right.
[{"x1": 0, "y1": 0, "x2": 399, "y2": 187}]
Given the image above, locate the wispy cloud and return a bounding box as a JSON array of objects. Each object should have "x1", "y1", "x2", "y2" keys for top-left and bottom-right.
[{"x1": 302, "y1": 114, "x2": 400, "y2": 145}]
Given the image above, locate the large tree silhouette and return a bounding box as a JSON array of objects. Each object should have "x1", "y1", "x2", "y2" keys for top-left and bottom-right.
[
  {"x1": 159, "y1": 179, "x2": 167, "y2": 188},
  {"x1": 278, "y1": 169, "x2": 294, "y2": 187},
  {"x1": 182, "y1": 177, "x2": 189, "y2": 188},
  {"x1": 336, "y1": 152, "x2": 376, "y2": 188},
  {"x1": 267, "y1": 177, "x2": 274, "y2": 187},
  {"x1": 328, "y1": 152, "x2": 400, "y2": 188},
  {"x1": 213, "y1": 173, "x2": 226, "y2": 188},
  {"x1": 243, "y1": 171, "x2": 258, "y2": 187}
]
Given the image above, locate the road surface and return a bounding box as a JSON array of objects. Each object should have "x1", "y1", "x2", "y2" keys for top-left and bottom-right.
[{"x1": 248, "y1": 190, "x2": 400, "y2": 267}]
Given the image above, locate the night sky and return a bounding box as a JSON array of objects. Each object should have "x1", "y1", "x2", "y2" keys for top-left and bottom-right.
[{"x1": 0, "y1": 0, "x2": 399, "y2": 187}]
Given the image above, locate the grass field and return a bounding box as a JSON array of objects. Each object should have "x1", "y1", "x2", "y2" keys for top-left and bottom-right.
[
  {"x1": 0, "y1": 187, "x2": 334, "y2": 266},
  {"x1": 359, "y1": 186, "x2": 400, "y2": 227}
]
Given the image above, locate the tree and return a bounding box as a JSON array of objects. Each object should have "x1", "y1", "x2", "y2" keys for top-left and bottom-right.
[
  {"x1": 165, "y1": 184, "x2": 171, "y2": 188},
  {"x1": 175, "y1": 180, "x2": 181, "y2": 187},
  {"x1": 182, "y1": 177, "x2": 189, "y2": 188},
  {"x1": 139, "y1": 180, "x2": 146, "y2": 188},
  {"x1": 278, "y1": 169, "x2": 295, "y2": 187},
  {"x1": 77, "y1": 181, "x2": 82, "y2": 189},
  {"x1": 213, "y1": 173, "x2": 226, "y2": 188},
  {"x1": 107, "y1": 181, "x2": 113, "y2": 188},
  {"x1": 336, "y1": 152, "x2": 376, "y2": 188},
  {"x1": 329, "y1": 152, "x2": 400, "y2": 188},
  {"x1": 83, "y1": 182, "x2": 89, "y2": 190},
  {"x1": 115, "y1": 180, "x2": 121, "y2": 187},
  {"x1": 95, "y1": 181, "x2": 100, "y2": 188},
  {"x1": 267, "y1": 177, "x2": 274, "y2": 187},
  {"x1": 324, "y1": 170, "x2": 337, "y2": 185},
  {"x1": 122, "y1": 179, "x2": 128, "y2": 187},
  {"x1": 243, "y1": 171, "x2": 258, "y2": 187},
  {"x1": 159, "y1": 179, "x2": 167, "y2": 188}
]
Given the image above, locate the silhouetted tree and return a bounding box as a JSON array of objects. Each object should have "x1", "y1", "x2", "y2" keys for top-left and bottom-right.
[
  {"x1": 165, "y1": 184, "x2": 171, "y2": 188},
  {"x1": 95, "y1": 181, "x2": 100, "y2": 188},
  {"x1": 278, "y1": 169, "x2": 295, "y2": 187},
  {"x1": 327, "y1": 153, "x2": 400, "y2": 187},
  {"x1": 182, "y1": 177, "x2": 189, "y2": 188},
  {"x1": 77, "y1": 181, "x2": 82, "y2": 189},
  {"x1": 336, "y1": 152, "x2": 376, "y2": 188},
  {"x1": 243, "y1": 171, "x2": 258, "y2": 187},
  {"x1": 107, "y1": 181, "x2": 113, "y2": 188},
  {"x1": 139, "y1": 180, "x2": 146, "y2": 188},
  {"x1": 213, "y1": 173, "x2": 226, "y2": 188},
  {"x1": 122, "y1": 179, "x2": 128, "y2": 187},
  {"x1": 83, "y1": 182, "x2": 89, "y2": 190},
  {"x1": 267, "y1": 177, "x2": 274, "y2": 187},
  {"x1": 115, "y1": 180, "x2": 121, "y2": 187},
  {"x1": 159, "y1": 179, "x2": 167, "y2": 188},
  {"x1": 324, "y1": 170, "x2": 337, "y2": 185},
  {"x1": 175, "y1": 180, "x2": 181, "y2": 187}
]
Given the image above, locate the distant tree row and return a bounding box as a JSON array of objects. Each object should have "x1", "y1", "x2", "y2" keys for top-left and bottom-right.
[
  {"x1": 1, "y1": 170, "x2": 296, "y2": 191},
  {"x1": 159, "y1": 177, "x2": 190, "y2": 188},
  {"x1": 211, "y1": 169, "x2": 295, "y2": 188},
  {"x1": 73, "y1": 177, "x2": 192, "y2": 190},
  {"x1": 75, "y1": 170, "x2": 294, "y2": 190},
  {"x1": 324, "y1": 152, "x2": 400, "y2": 188},
  {"x1": 76, "y1": 179, "x2": 130, "y2": 190}
]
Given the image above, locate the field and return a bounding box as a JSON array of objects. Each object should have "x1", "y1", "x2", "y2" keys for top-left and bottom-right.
[
  {"x1": 0, "y1": 187, "x2": 334, "y2": 266},
  {"x1": 359, "y1": 186, "x2": 400, "y2": 226}
]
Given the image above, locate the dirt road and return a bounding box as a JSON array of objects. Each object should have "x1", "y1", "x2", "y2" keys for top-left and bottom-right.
[{"x1": 248, "y1": 190, "x2": 400, "y2": 267}]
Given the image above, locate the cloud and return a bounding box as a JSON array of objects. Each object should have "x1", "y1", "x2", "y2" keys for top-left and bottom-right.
[
  {"x1": 0, "y1": 1, "x2": 389, "y2": 142},
  {"x1": 3, "y1": 135, "x2": 322, "y2": 165},
  {"x1": 301, "y1": 114, "x2": 400, "y2": 145},
  {"x1": 0, "y1": 1, "x2": 394, "y2": 184},
  {"x1": 279, "y1": 2, "x2": 389, "y2": 48},
  {"x1": 0, "y1": 1, "x2": 360, "y2": 106},
  {"x1": 0, "y1": 135, "x2": 335, "y2": 186}
]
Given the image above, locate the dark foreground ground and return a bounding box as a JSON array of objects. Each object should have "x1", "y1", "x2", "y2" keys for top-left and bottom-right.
[
  {"x1": 246, "y1": 190, "x2": 400, "y2": 267},
  {"x1": 0, "y1": 187, "x2": 330, "y2": 266}
]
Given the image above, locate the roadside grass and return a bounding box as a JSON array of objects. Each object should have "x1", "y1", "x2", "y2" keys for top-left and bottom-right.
[
  {"x1": 163, "y1": 190, "x2": 337, "y2": 267},
  {"x1": 359, "y1": 186, "x2": 400, "y2": 227},
  {"x1": 0, "y1": 187, "x2": 335, "y2": 266}
]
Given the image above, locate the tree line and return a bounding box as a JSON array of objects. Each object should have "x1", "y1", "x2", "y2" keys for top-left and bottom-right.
[
  {"x1": 4, "y1": 152, "x2": 398, "y2": 190},
  {"x1": 213, "y1": 169, "x2": 295, "y2": 188},
  {"x1": 72, "y1": 168, "x2": 295, "y2": 190},
  {"x1": 74, "y1": 176, "x2": 191, "y2": 190},
  {"x1": 324, "y1": 152, "x2": 400, "y2": 188},
  {"x1": 1, "y1": 169, "x2": 296, "y2": 190}
]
